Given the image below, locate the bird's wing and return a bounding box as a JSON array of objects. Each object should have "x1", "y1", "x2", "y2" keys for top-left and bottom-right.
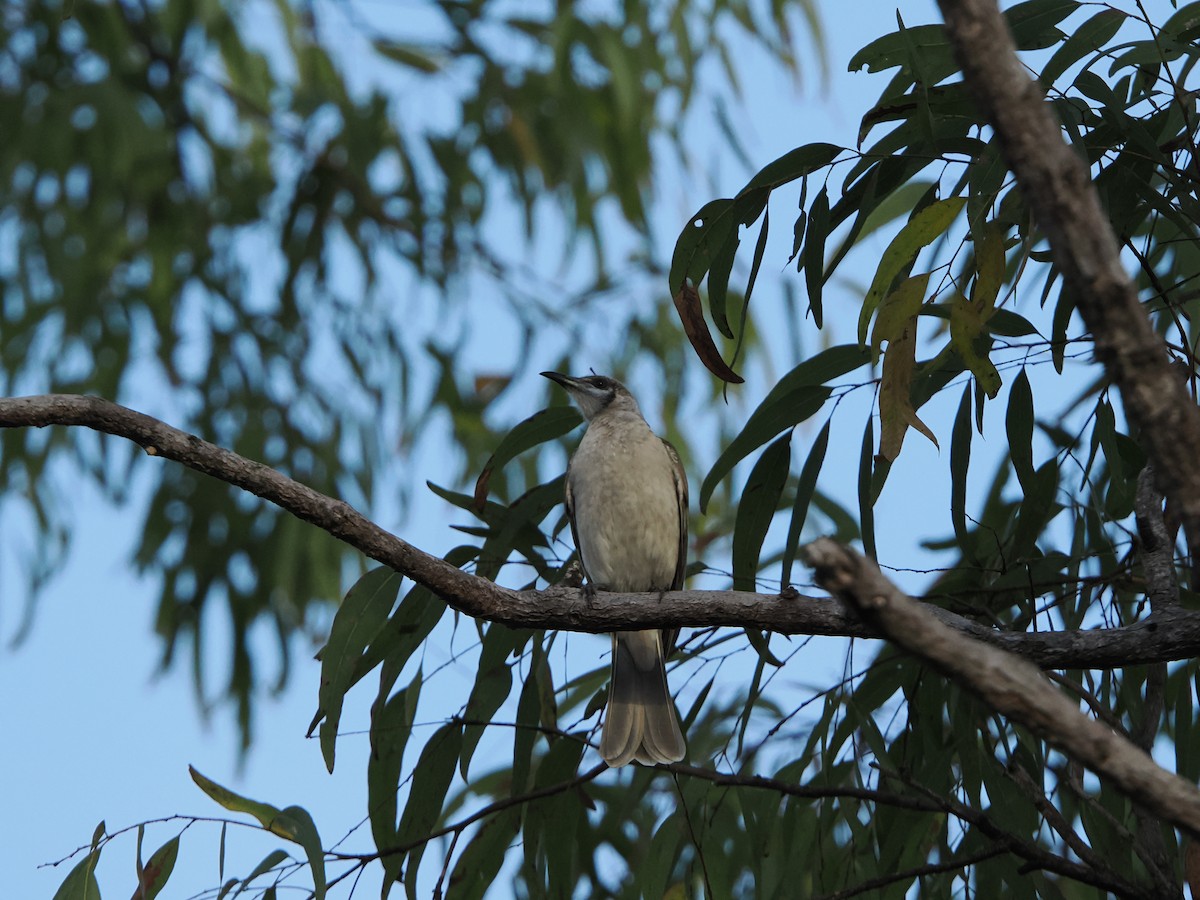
[
  {"x1": 661, "y1": 437, "x2": 689, "y2": 592},
  {"x1": 563, "y1": 460, "x2": 591, "y2": 584}
]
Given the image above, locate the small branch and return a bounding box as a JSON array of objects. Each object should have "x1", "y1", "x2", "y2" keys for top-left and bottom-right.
[
  {"x1": 880, "y1": 762, "x2": 1153, "y2": 898},
  {"x1": 804, "y1": 538, "x2": 1200, "y2": 843},
  {"x1": 816, "y1": 844, "x2": 1009, "y2": 900},
  {"x1": 6, "y1": 395, "x2": 1200, "y2": 669},
  {"x1": 338, "y1": 762, "x2": 608, "y2": 864},
  {"x1": 675, "y1": 761, "x2": 1147, "y2": 896}
]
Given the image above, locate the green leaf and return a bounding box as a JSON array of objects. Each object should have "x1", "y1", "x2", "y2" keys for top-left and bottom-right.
[
  {"x1": 740, "y1": 142, "x2": 841, "y2": 193},
  {"x1": 803, "y1": 188, "x2": 829, "y2": 326},
  {"x1": 398, "y1": 721, "x2": 464, "y2": 898},
  {"x1": 1010, "y1": 460, "x2": 1061, "y2": 561},
  {"x1": 237, "y1": 849, "x2": 291, "y2": 894},
  {"x1": 133, "y1": 836, "x2": 179, "y2": 900},
  {"x1": 971, "y1": 221, "x2": 1007, "y2": 311},
  {"x1": 473, "y1": 407, "x2": 583, "y2": 510},
  {"x1": 1039, "y1": 9, "x2": 1126, "y2": 86},
  {"x1": 780, "y1": 419, "x2": 831, "y2": 589},
  {"x1": 446, "y1": 809, "x2": 521, "y2": 900},
  {"x1": 878, "y1": 318, "x2": 938, "y2": 461},
  {"x1": 950, "y1": 384, "x2": 975, "y2": 561},
  {"x1": 871, "y1": 272, "x2": 930, "y2": 364},
  {"x1": 857, "y1": 197, "x2": 966, "y2": 344},
  {"x1": 849, "y1": 24, "x2": 950, "y2": 75},
  {"x1": 189, "y1": 767, "x2": 282, "y2": 827},
  {"x1": 732, "y1": 433, "x2": 792, "y2": 591},
  {"x1": 370, "y1": 674, "x2": 422, "y2": 897},
  {"x1": 854, "y1": 181, "x2": 937, "y2": 244},
  {"x1": 1051, "y1": 287, "x2": 1074, "y2": 374},
  {"x1": 703, "y1": 387, "x2": 829, "y2": 514},
  {"x1": 732, "y1": 205, "x2": 770, "y2": 368},
  {"x1": 1006, "y1": 368, "x2": 1036, "y2": 493},
  {"x1": 669, "y1": 195, "x2": 765, "y2": 297},
  {"x1": 858, "y1": 417, "x2": 876, "y2": 560},
  {"x1": 271, "y1": 806, "x2": 326, "y2": 900},
  {"x1": 1007, "y1": 0, "x2": 1081, "y2": 48},
  {"x1": 461, "y1": 625, "x2": 526, "y2": 776},
  {"x1": 700, "y1": 345, "x2": 869, "y2": 510},
  {"x1": 318, "y1": 566, "x2": 402, "y2": 772},
  {"x1": 53, "y1": 851, "x2": 102, "y2": 900},
  {"x1": 949, "y1": 292, "x2": 1002, "y2": 399}
]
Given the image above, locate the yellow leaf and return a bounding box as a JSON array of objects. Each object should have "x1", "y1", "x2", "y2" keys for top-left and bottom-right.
[{"x1": 879, "y1": 321, "x2": 938, "y2": 461}]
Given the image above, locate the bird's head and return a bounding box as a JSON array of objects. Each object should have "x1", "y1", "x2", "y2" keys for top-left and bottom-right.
[{"x1": 541, "y1": 372, "x2": 640, "y2": 421}]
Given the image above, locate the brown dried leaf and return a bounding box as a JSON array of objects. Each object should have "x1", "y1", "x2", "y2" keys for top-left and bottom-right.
[
  {"x1": 879, "y1": 323, "x2": 938, "y2": 461},
  {"x1": 672, "y1": 281, "x2": 744, "y2": 384}
]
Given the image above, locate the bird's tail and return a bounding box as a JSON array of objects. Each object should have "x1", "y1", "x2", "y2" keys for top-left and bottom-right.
[{"x1": 600, "y1": 630, "x2": 686, "y2": 767}]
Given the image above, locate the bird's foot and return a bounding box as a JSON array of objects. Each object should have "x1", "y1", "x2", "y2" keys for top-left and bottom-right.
[
  {"x1": 559, "y1": 559, "x2": 585, "y2": 588},
  {"x1": 582, "y1": 582, "x2": 597, "y2": 606}
]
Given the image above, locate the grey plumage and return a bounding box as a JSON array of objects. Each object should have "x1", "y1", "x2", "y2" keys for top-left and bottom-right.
[{"x1": 542, "y1": 371, "x2": 687, "y2": 767}]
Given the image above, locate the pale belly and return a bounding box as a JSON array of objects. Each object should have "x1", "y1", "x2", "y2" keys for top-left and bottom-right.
[{"x1": 569, "y1": 430, "x2": 680, "y2": 593}]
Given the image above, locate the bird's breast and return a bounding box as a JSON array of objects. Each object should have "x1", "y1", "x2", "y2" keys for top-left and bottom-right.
[{"x1": 569, "y1": 423, "x2": 681, "y2": 593}]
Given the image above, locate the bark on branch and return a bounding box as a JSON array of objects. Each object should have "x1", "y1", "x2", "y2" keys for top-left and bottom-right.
[
  {"x1": 804, "y1": 537, "x2": 1200, "y2": 842},
  {"x1": 936, "y1": 0, "x2": 1200, "y2": 569},
  {"x1": 3, "y1": 394, "x2": 1200, "y2": 671}
]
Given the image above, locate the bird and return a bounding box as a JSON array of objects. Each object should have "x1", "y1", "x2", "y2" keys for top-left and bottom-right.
[{"x1": 541, "y1": 371, "x2": 687, "y2": 767}]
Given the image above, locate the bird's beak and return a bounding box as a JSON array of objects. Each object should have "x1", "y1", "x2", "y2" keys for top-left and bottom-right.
[{"x1": 541, "y1": 371, "x2": 580, "y2": 391}]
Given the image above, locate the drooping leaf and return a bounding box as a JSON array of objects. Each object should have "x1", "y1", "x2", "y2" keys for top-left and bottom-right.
[
  {"x1": 461, "y1": 625, "x2": 527, "y2": 776},
  {"x1": 1010, "y1": 460, "x2": 1061, "y2": 562},
  {"x1": 871, "y1": 272, "x2": 930, "y2": 364},
  {"x1": 189, "y1": 767, "x2": 282, "y2": 828},
  {"x1": 803, "y1": 188, "x2": 829, "y2": 326},
  {"x1": 52, "y1": 851, "x2": 102, "y2": 900},
  {"x1": 1039, "y1": 8, "x2": 1126, "y2": 86},
  {"x1": 857, "y1": 197, "x2": 966, "y2": 344},
  {"x1": 950, "y1": 384, "x2": 975, "y2": 560},
  {"x1": 672, "y1": 281, "x2": 744, "y2": 384},
  {"x1": 949, "y1": 291, "x2": 1002, "y2": 399},
  {"x1": 1006, "y1": 368, "x2": 1036, "y2": 493},
  {"x1": 858, "y1": 417, "x2": 877, "y2": 560},
  {"x1": 740, "y1": 142, "x2": 842, "y2": 193},
  {"x1": 878, "y1": 320, "x2": 938, "y2": 461},
  {"x1": 398, "y1": 721, "x2": 464, "y2": 898},
  {"x1": 971, "y1": 221, "x2": 1007, "y2": 311},
  {"x1": 731, "y1": 206, "x2": 771, "y2": 369},
  {"x1": 703, "y1": 386, "x2": 829, "y2": 513},
  {"x1": 780, "y1": 419, "x2": 831, "y2": 590},
  {"x1": 732, "y1": 433, "x2": 792, "y2": 591},
  {"x1": 132, "y1": 836, "x2": 180, "y2": 900},
  {"x1": 317, "y1": 566, "x2": 402, "y2": 772},
  {"x1": 270, "y1": 807, "x2": 326, "y2": 900},
  {"x1": 370, "y1": 675, "x2": 422, "y2": 897},
  {"x1": 700, "y1": 345, "x2": 869, "y2": 510},
  {"x1": 473, "y1": 407, "x2": 583, "y2": 510},
  {"x1": 446, "y1": 808, "x2": 522, "y2": 900},
  {"x1": 237, "y1": 849, "x2": 291, "y2": 895}
]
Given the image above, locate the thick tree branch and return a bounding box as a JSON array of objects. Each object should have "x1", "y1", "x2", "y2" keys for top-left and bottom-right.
[
  {"x1": 805, "y1": 538, "x2": 1200, "y2": 844},
  {"x1": 4, "y1": 393, "x2": 1200, "y2": 671},
  {"x1": 936, "y1": 0, "x2": 1200, "y2": 570}
]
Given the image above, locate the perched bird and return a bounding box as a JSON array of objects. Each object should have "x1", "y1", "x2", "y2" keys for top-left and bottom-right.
[{"x1": 542, "y1": 371, "x2": 687, "y2": 767}]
